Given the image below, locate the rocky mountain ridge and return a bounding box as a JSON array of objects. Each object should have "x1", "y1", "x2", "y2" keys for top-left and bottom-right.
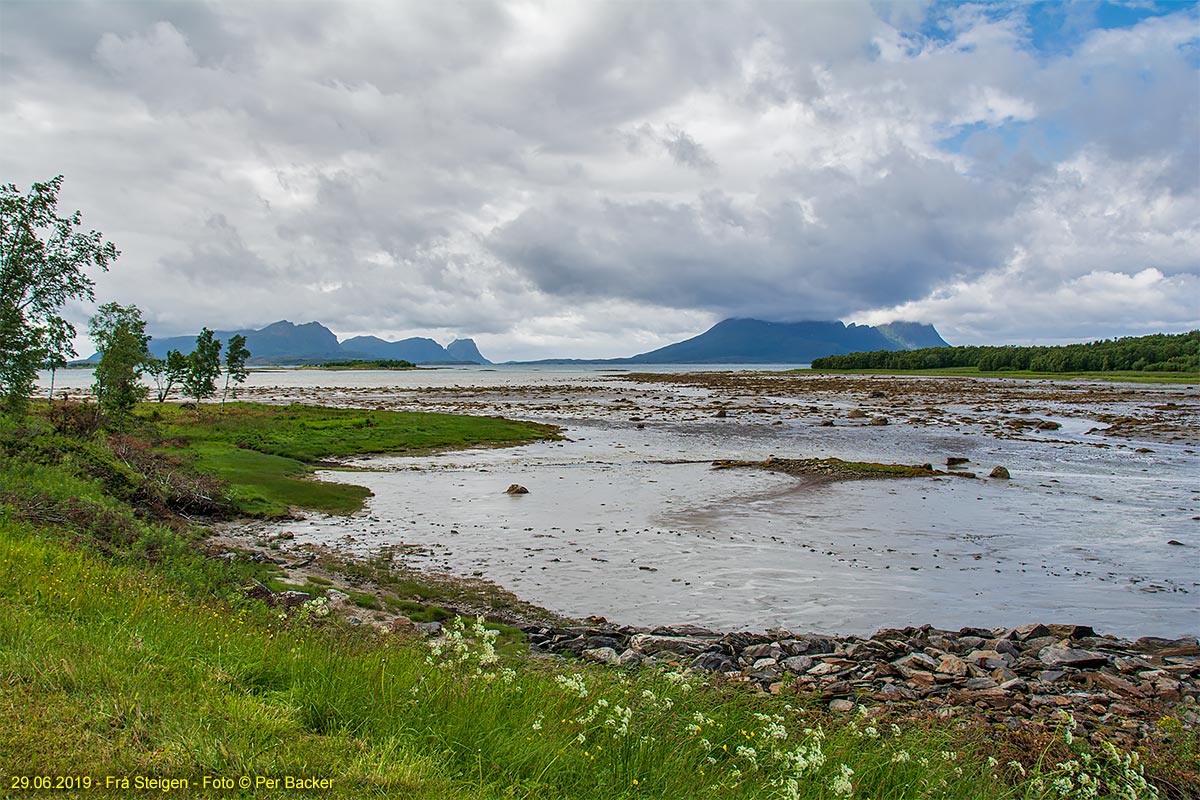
[
  {"x1": 513, "y1": 318, "x2": 949, "y2": 365},
  {"x1": 90, "y1": 320, "x2": 493, "y2": 365}
]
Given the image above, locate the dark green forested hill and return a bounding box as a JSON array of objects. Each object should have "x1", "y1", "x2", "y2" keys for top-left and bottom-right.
[{"x1": 811, "y1": 330, "x2": 1199, "y2": 373}]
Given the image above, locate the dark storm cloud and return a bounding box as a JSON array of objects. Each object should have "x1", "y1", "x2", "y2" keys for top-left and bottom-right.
[{"x1": 488, "y1": 149, "x2": 1020, "y2": 320}]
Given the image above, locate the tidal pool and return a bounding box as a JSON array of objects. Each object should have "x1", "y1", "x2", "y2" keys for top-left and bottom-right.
[{"x1": 280, "y1": 407, "x2": 1199, "y2": 638}]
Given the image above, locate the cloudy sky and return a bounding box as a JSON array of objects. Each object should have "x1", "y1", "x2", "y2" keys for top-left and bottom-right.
[{"x1": 1, "y1": 1, "x2": 1197, "y2": 361}]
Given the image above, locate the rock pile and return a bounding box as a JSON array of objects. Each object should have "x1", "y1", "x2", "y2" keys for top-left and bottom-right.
[{"x1": 523, "y1": 621, "x2": 1199, "y2": 741}]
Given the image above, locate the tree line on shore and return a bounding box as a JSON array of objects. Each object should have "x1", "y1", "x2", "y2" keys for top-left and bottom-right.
[
  {"x1": 1, "y1": 175, "x2": 249, "y2": 422},
  {"x1": 811, "y1": 330, "x2": 1199, "y2": 373}
]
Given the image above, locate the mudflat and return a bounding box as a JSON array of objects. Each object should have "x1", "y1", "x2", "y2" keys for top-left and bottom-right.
[{"x1": 212, "y1": 367, "x2": 1199, "y2": 638}]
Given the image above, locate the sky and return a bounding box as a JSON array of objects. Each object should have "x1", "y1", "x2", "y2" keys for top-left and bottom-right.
[{"x1": 1, "y1": 0, "x2": 1197, "y2": 362}]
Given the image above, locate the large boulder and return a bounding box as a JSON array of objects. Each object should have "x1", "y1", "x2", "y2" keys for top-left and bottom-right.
[
  {"x1": 629, "y1": 633, "x2": 712, "y2": 656},
  {"x1": 1038, "y1": 643, "x2": 1109, "y2": 669},
  {"x1": 690, "y1": 652, "x2": 738, "y2": 673}
]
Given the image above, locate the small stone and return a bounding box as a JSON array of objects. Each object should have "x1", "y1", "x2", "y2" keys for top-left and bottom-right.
[
  {"x1": 936, "y1": 655, "x2": 971, "y2": 677},
  {"x1": 869, "y1": 416, "x2": 889, "y2": 426},
  {"x1": 992, "y1": 666, "x2": 1019, "y2": 683},
  {"x1": 780, "y1": 655, "x2": 814, "y2": 674},
  {"x1": 1046, "y1": 624, "x2": 1095, "y2": 639},
  {"x1": 742, "y1": 643, "x2": 786, "y2": 662},
  {"x1": 689, "y1": 651, "x2": 738, "y2": 673},
  {"x1": 906, "y1": 671, "x2": 937, "y2": 689},
  {"x1": 1134, "y1": 636, "x2": 1200, "y2": 655},
  {"x1": 1167, "y1": 540, "x2": 1184, "y2": 546},
  {"x1": 582, "y1": 647, "x2": 621, "y2": 665},
  {"x1": 967, "y1": 650, "x2": 1014, "y2": 670},
  {"x1": 946, "y1": 457, "x2": 970, "y2": 466},
  {"x1": 828, "y1": 699, "x2": 855, "y2": 713},
  {"x1": 505, "y1": 484, "x2": 529, "y2": 494},
  {"x1": 988, "y1": 466, "x2": 1011, "y2": 479},
  {"x1": 1090, "y1": 672, "x2": 1144, "y2": 698},
  {"x1": 618, "y1": 648, "x2": 645, "y2": 666},
  {"x1": 807, "y1": 661, "x2": 844, "y2": 677},
  {"x1": 279, "y1": 590, "x2": 311, "y2": 609},
  {"x1": 1010, "y1": 623, "x2": 1052, "y2": 641},
  {"x1": 243, "y1": 580, "x2": 274, "y2": 605},
  {"x1": 894, "y1": 652, "x2": 940, "y2": 672},
  {"x1": 1021, "y1": 635, "x2": 1060, "y2": 652}
]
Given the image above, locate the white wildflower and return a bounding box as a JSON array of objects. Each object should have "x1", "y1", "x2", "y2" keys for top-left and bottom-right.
[
  {"x1": 555, "y1": 673, "x2": 588, "y2": 698},
  {"x1": 830, "y1": 763, "x2": 854, "y2": 797}
]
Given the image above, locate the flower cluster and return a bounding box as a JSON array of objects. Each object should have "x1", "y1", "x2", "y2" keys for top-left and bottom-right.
[
  {"x1": 554, "y1": 673, "x2": 589, "y2": 698},
  {"x1": 425, "y1": 616, "x2": 500, "y2": 673}
]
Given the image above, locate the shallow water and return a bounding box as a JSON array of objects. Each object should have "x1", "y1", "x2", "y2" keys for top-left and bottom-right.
[{"x1": 41, "y1": 366, "x2": 1200, "y2": 636}]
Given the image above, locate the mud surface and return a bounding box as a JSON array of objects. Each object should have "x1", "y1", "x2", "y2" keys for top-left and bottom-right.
[{"x1": 43, "y1": 366, "x2": 1198, "y2": 635}]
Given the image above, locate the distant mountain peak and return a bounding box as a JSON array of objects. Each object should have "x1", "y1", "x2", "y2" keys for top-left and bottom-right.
[
  {"x1": 446, "y1": 338, "x2": 491, "y2": 365},
  {"x1": 622, "y1": 318, "x2": 948, "y2": 364}
]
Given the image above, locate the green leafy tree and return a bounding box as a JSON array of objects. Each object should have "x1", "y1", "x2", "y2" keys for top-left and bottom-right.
[
  {"x1": 0, "y1": 175, "x2": 119, "y2": 412},
  {"x1": 182, "y1": 327, "x2": 222, "y2": 409},
  {"x1": 221, "y1": 333, "x2": 250, "y2": 407},
  {"x1": 41, "y1": 322, "x2": 71, "y2": 400},
  {"x1": 89, "y1": 302, "x2": 150, "y2": 421},
  {"x1": 148, "y1": 349, "x2": 189, "y2": 403}
]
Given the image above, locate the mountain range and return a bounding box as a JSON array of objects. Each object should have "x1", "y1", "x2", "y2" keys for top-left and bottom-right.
[
  {"x1": 90, "y1": 317, "x2": 947, "y2": 366},
  {"x1": 129, "y1": 320, "x2": 493, "y2": 366},
  {"x1": 612, "y1": 319, "x2": 948, "y2": 364},
  {"x1": 516, "y1": 319, "x2": 948, "y2": 365}
]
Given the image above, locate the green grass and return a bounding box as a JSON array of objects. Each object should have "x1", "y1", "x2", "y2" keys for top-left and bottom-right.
[
  {"x1": 183, "y1": 441, "x2": 372, "y2": 516},
  {"x1": 145, "y1": 402, "x2": 559, "y2": 516},
  {"x1": 803, "y1": 366, "x2": 1199, "y2": 383},
  {"x1": 154, "y1": 401, "x2": 559, "y2": 462},
  {"x1": 713, "y1": 457, "x2": 947, "y2": 480},
  {"x1": 0, "y1": 409, "x2": 1190, "y2": 798},
  {"x1": 0, "y1": 515, "x2": 1177, "y2": 799},
  {"x1": 0, "y1": 520, "x2": 1058, "y2": 799}
]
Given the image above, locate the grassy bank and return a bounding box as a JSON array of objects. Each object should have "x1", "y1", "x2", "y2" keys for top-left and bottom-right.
[
  {"x1": 149, "y1": 402, "x2": 559, "y2": 516},
  {"x1": 0, "y1": 407, "x2": 1192, "y2": 798},
  {"x1": 804, "y1": 366, "x2": 1199, "y2": 384},
  {"x1": 304, "y1": 359, "x2": 417, "y2": 370}
]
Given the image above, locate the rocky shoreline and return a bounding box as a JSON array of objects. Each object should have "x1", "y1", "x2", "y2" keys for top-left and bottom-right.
[
  {"x1": 219, "y1": 522, "x2": 1199, "y2": 748},
  {"x1": 522, "y1": 618, "x2": 1199, "y2": 744}
]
